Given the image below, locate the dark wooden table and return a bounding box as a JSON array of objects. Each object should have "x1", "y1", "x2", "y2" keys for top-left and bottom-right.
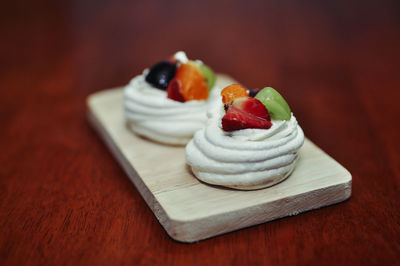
[{"x1": 1, "y1": 1, "x2": 399, "y2": 265}]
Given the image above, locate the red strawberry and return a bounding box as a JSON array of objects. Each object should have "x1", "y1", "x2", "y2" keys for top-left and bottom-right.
[
  {"x1": 232, "y1": 97, "x2": 271, "y2": 121},
  {"x1": 222, "y1": 106, "x2": 272, "y2": 131},
  {"x1": 167, "y1": 78, "x2": 185, "y2": 102}
]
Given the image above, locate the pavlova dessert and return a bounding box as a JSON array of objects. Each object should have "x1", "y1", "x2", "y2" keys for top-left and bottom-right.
[
  {"x1": 185, "y1": 84, "x2": 305, "y2": 190},
  {"x1": 124, "y1": 51, "x2": 220, "y2": 145}
]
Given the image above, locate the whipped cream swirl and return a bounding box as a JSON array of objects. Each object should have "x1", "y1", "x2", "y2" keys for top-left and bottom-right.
[
  {"x1": 185, "y1": 106, "x2": 305, "y2": 189},
  {"x1": 124, "y1": 71, "x2": 215, "y2": 145}
]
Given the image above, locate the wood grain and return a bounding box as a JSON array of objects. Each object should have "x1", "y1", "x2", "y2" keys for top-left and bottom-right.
[
  {"x1": 0, "y1": 0, "x2": 399, "y2": 264},
  {"x1": 88, "y1": 86, "x2": 351, "y2": 242}
]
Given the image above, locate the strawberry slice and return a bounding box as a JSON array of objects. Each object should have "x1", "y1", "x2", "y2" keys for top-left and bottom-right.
[
  {"x1": 232, "y1": 97, "x2": 271, "y2": 121},
  {"x1": 167, "y1": 78, "x2": 185, "y2": 102},
  {"x1": 222, "y1": 106, "x2": 272, "y2": 131}
]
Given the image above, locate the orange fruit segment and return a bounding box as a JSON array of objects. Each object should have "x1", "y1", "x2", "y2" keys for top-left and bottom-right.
[
  {"x1": 175, "y1": 62, "x2": 209, "y2": 101},
  {"x1": 221, "y1": 84, "x2": 248, "y2": 104}
]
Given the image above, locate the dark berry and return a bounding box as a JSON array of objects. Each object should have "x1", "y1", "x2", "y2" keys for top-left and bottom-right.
[
  {"x1": 145, "y1": 61, "x2": 177, "y2": 90},
  {"x1": 248, "y1": 88, "x2": 261, "y2": 98}
]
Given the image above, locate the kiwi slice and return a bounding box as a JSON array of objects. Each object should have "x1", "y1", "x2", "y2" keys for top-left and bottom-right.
[
  {"x1": 255, "y1": 87, "x2": 291, "y2": 120},
  {"x1": 198, "y1": 63, "x2": 216, "y2": 90}
]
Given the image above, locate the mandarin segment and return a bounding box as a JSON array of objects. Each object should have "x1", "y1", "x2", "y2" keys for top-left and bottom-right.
[
  {"x1": 175, "y1": 62, "x2": 209, "y2": 101},
  {"x1": 221, "y1": 84, "x2": 249, "y2": 104}
]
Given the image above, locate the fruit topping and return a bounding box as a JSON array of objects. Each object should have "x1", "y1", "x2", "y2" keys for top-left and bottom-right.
[
  {"x1": 248, "y1": 88, "x2": 261, "y2": 98},
  {"x1": 145, "y1": 61, "x2": 177, "y2": 89},
  {"x1": 167, "y1": 62, "x2": 209, "y2": 101},
  {"x1": 198, "y1": 63, "x2": 216, "y2": 90},
  {"x1": 232, "y1": 97, "x2": 270, "y2": 121},
  {"x1": 255, "y1": 87, "x2": 291, "y2": 120},
  {"x1": 222, "y1": 106, "x2": 272, "y2": 131},
  {"x1": 167, "y1": 79, "x2": 185, "y2": 102},
  {"x1": 220, "y1": 84, "x2": 249, "y2": 104},
  {"x1": 173, "y1": 51, "x2": 189, "y2": 64}
]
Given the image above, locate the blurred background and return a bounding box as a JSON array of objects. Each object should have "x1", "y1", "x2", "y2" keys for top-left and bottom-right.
[
  {"x1": 1, "y1": 0, "x2": 399, "y2": 144},
  {"x1": 1, "y1": 0, "x2": 399, "y2": 265}
]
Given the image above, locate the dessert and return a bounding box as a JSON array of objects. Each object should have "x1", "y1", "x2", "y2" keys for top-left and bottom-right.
[
  {"x1": 124, "y1": 51, "x2": 221, "y2": 145},
  {"x1": 185, "y1": 85, "x2": 304, "y2": 190}
]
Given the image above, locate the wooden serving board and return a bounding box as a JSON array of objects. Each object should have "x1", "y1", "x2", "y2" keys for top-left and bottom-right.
[{"x1": 87, "y1": 79, "x2": 352, "y2": 243}]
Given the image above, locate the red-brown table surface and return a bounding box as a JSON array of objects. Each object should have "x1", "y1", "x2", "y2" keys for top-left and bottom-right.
[{"x1": 1, "y1": 1, "x2": 399, "y2": 265}]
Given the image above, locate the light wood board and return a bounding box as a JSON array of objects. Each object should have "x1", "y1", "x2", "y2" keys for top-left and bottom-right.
[{"x1": 87, "y1": 79, "x2": 352, "y2": 243}]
